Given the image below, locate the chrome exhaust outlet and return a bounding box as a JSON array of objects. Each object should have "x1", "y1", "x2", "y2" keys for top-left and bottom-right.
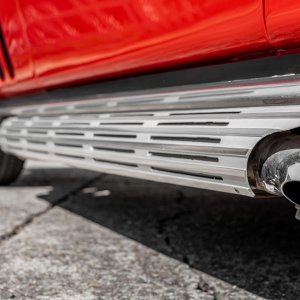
[
  {"x1": 250, "y1": 133, "x2": 300, "y2": 219},
  {"x1": 261, "y1": 149, "x2": 300, "y2": 205}
]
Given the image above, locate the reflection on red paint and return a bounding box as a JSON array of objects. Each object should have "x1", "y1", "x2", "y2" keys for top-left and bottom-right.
[
  {"x1": 0, "y1": 0, "x2": 279, "y2": 97},
  {"x1": 265, "y1": 0, "x2": 300, "y2": 50}
]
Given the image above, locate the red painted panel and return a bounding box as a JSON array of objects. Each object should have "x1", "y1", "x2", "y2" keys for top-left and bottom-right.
[
  {"x1": 1, "y1": 0, "x2": 272, "y2": 97},
  {"x1": 5, "y1": 0, "x2": 300, "y2": 98},
  {"x1": 265, "y1": 0, "x2": 300, "y2": 49}
]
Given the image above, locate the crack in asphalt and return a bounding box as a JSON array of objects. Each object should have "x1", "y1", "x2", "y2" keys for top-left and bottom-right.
[
  {"x1": 0, "y1": 174, "x2": 102, "y2": 244},
  {"x1": 156, "y1": 190, "x2": 262, "y2": 300},
  {"x1": 197, "y1": 275, "x2": 229, "y2": 300},
  {"x1": 200, "y1": 276, "x2": 259, "y2": 300},
  {"x1": 156, "y1": 206, "x2": 226, "y2": 299},
  {"x1": 157, "y1": 190, "x2": 193, "y2": 266}
]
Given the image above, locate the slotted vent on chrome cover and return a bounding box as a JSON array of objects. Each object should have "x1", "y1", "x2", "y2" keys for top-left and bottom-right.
[{"x1": 2, "y1": 103, "x2": 300, "y2": 197}]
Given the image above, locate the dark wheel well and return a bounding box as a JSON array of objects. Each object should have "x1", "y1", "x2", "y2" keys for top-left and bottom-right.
[{"x1": 0, "y1": 151, "x2": 24, "y2": 185}]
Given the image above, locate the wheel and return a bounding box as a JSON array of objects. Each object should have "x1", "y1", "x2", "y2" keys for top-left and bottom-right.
[{"x1": 0, "y1": 151, "x2": 24, "y2": 185}]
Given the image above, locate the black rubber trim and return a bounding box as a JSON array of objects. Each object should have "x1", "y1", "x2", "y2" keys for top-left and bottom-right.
[
  {"x1": 1, "y1": 53, "x2": 300, "y2": 107},
  {"x1": 0, "y1": 24, "x2": 14, "y2": 78},
  {"x1": 0, "y1": 63, "x2": 4, "y2": 80}
]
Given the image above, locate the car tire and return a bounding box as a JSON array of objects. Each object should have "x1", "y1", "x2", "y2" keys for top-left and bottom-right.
[{"x1": 0, "y1": 151, "x2": 24, "y2": 185}]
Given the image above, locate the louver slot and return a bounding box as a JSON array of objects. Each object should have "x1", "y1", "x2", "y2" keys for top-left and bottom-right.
[
  {"x1": 28, "y1": 130, "x2": 48, "y2": 135},
  {"x1": 55, "y1": 143, "x2": 82, "y2": 148},
  {"x1": 93, "y1": 146, "x2": 135, "y2": 153},
  {"x1": 157, "y1": 122, "x2": 229, "y2": 126},
  {"x1": 151, "y1": 136, "x2": 221, "y2": 143},
  {"x1": 28, "y1": 140, "x2": 47, "y2": 145},
  {"x1": 94, "y1": 133, "x2": 136, "y2": 139},
  {"x1": 94, "y1": 159, "x2": 138, "y2": 168},
  {"x1": 149, "y1": 152, "x2": 218, "y2": 162},
  {"x1": 151, "y1": 167, "x2": 223, "y2": 181}
]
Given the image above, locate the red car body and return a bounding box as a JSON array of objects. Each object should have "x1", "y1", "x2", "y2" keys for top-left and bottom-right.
[{"x1": 0, "y1": 0, "x2": 299, "y2": 98}]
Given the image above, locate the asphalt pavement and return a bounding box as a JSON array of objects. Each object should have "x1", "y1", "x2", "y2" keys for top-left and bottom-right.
[{"x1": 0, "y1": 161, "x2": 299, "y2": 300}]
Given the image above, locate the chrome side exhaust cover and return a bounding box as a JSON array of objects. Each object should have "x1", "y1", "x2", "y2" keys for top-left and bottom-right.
[{"x1": 1, "y1": 80, "x2": 300, "y2": 198}]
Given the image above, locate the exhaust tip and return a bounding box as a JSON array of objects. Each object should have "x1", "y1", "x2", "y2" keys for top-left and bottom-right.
[{"x1": 282, "y1": 180, "x2": 300, "y2": 206}]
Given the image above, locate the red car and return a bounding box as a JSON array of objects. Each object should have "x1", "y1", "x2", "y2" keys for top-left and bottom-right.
[{"x1": 0, "y1": 0, "x2": 300, "y2": 217}]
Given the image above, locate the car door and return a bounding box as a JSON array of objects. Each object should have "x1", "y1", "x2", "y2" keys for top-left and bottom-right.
[{"x1": 2, "y1": 0, "x2": 272, "y2": 93}]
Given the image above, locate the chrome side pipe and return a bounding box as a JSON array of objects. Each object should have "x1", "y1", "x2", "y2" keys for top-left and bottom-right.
[{"x1": 3, "y1": 79, "x2": 300, "y2": 220}]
